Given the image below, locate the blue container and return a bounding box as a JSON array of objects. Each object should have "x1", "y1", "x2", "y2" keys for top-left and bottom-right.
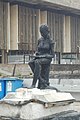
[
  {"x1": 0, "y1": 79, "x2": 5, "y2": 99},
  {"x1": 2, "y1": 77, "x2": 23, "y2": 95}
]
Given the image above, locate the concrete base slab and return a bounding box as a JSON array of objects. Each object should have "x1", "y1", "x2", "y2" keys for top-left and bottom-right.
[
  {"x1": 0, "y1": 88, "x2": 76, "y2": 120},
  {"x1": 0, "y1": 102, "x2": 20, "y2": 118},
  {"x1": 49, "y1": 84, "x2": 80, "y2": 101},
  {"x1": 0, "y1": 101, "x2": 77, "y2": 120},
  {"x1": 20, "y1": 102, "x2": 75, "y2": 120}
]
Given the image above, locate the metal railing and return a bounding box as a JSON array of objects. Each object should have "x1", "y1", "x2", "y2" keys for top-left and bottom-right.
[{"x1": 4, "y1": 51, "x2": 80, "y2": 64}]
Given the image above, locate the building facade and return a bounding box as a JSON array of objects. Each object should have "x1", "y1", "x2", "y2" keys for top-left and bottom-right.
[{"x1": 1, "y1": 0, "x2": 80, "y2": 63}]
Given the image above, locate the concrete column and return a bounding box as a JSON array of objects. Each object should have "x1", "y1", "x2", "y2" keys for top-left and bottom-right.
[
  {"x1": 10, "y1": 5, "x2": 18, "y2": 50},
  {"x1": 38, "y1": 10, "x2": 47, "y2": 37},
  {"x1": 7, "y1": 3, "x2": 10, "y2": 51},
  {"x1": 63, "y1": 16, "x2": 71, "y2": 52},
  {"x1": 40, "y1": 10, "x2": 47, "y2": 24}
]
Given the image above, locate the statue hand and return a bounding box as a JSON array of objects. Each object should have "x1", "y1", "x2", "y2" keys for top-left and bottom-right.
[{"x1": 35, "y1": 52, "x2": 40, "y2": 55}]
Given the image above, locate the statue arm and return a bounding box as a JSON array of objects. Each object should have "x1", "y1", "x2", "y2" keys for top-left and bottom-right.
[
  {"x1": 35, "y1": 39, "x2": 40, "y2": 55},
  {"x1": 50, "y1": 40, "x2": 55, "y2": 57}
]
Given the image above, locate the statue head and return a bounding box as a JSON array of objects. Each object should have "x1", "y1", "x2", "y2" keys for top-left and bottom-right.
[{"x1": 40, "y1": 24, "x2": 50, "y2": 38}]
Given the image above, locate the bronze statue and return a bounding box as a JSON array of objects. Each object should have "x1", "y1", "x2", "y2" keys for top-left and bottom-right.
[{"x1": 28, "y1": 24, "x2": 58, "y2": 90}]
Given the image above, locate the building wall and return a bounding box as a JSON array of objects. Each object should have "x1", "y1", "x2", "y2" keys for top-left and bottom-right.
[
  {"x1": 70, "y1": 16, "x2": 80, "y2": 52},
  {"x1": 17, "y1": 5, "x2": 80, "y2": 53},
  {"x1": 1, "y1": 1, "x2": 80, "y2": 56},
  {"x1": 18, "y1": 6, "x2": 40, "y2": 53},
  {"x1": 18, "y1": 7, "x2": 64, "y2": 53},
  {"x1": 14, "y1": 0, "x2": 80, "y2": 12},
  {"x1": 47, "y1": 12, "x2": 64, "y2": 52},
  {"x1": 43, "y1": 0, "x2": 80, "y2": 11}
]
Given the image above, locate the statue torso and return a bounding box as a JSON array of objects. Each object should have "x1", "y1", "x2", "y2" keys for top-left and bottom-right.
[{"x1": 37, "y1": 37, "x2": 51, "y2": 55}]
